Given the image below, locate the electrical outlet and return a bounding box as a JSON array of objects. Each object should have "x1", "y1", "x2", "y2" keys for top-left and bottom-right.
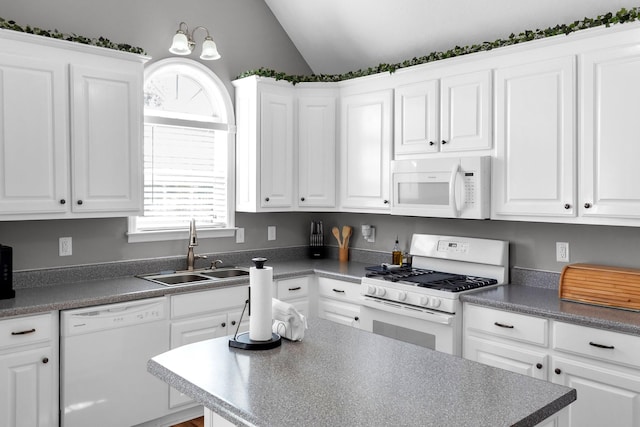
[
  {"x1": 556, "y1": 242, "x2": 569, "y2": 262},
  {"x1": 267, "y1": 226, "x2": 276, "y2": 241},
  {"x1": 236, "y1": 228, "x2": 245, "y2": 244},
  {"x1": 59, "y1": 237, "x2": 72, "y2": 256}
]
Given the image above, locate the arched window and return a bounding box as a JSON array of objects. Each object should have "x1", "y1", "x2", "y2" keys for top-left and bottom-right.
[{"x1": 128, "y1": 58, "x2": 235, "y2": 242}]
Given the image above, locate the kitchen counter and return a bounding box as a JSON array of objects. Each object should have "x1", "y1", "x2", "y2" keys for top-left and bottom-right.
[
  {"x1": 148, "y1": 318, "x2": 576, "y2": 427},
  {"x1": 460, "y1": 284, "x2": 640, "y2": 336},
  {"x1": 0, "y1": 259, "x2": 369, "y2": 318},
  {"x1": 3, "y1": 256, "x2": 640, "y2": 339}
]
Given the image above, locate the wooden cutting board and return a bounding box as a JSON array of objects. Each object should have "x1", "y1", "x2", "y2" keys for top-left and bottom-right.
[{"x1": 559, "y1": 263, "x2": 640, "y2": 311}]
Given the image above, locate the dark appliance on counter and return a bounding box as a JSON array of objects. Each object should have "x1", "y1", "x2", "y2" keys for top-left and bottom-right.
[
  {"x1": 0, "y1": 244, "x2": 15, "y2": 300},
  {"x1": 308, "y1": 220, "x2": 326, "y2": 259}
]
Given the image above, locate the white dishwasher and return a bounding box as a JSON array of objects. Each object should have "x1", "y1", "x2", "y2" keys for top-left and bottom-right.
[{"x1": 60, "y1": 297, "x2": 170, "y2": 427}]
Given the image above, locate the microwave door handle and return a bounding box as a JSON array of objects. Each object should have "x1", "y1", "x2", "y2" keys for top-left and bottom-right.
[{"x1": 449, "y1": 163, "x2": 461, "y2": 217}]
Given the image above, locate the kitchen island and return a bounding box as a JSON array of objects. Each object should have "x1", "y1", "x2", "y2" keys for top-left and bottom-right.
[{"x1": 148, "y1": 319, "x2": 575, "y2": 427}]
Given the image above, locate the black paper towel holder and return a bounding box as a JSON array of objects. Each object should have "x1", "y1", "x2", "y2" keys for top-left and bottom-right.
[{"x1": 229, "y1": 257, "x2": 281, "y2": 350}]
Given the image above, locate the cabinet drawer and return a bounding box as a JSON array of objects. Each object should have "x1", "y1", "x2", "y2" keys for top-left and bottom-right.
[
  {"x1": 464, "y1": 304, "x2": 548, "y2": 346},
  {"x1": 553, "y1": 321, "x2": 640, "y2": 369},
  {"x1": 0, "y1": 313, "x2": 53, "y2": 350},
  {"x1": 318, "y1": 277, "x2": 361, "y2": 301},
  {"x1": 318, "y1": 298, "x2": 360, "y2": 328},
  {"x1": 171, "y1": 285, "x2": 248, "y2": 318},
  {"x1": 276, "y1": 276, "x2": 310, "y2": 300}
]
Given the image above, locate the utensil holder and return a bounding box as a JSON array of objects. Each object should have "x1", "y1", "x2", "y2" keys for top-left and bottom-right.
[{"x1": 339, "y1": 247, "x2": 349, "y2": 262}]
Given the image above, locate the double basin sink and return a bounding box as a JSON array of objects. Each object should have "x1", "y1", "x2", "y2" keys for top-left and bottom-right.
[{"x1": 141, "y1": 267, "x2": 250, "y2": 287}]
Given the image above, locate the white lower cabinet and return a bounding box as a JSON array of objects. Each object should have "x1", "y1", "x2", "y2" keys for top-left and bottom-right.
[
  {"x1": 316, "y1": 277, "x2": 361, "y2": 328},
  {"x1": 169, "y1": 286, "x2": 249, "y2": 408},
  {"x1": 0, "y1": 312, "x2": 58, "y2": 427},
  {"x1": 464, "y1": 303, "x2": 640, "y2": 427},
  {"x1": 275, "y1": 276, "x2": 310, "y2": 316}
]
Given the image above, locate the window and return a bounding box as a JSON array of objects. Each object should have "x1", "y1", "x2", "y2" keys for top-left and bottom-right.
[{"x1": 128, "y1": 58, "x2": 235, "y2": 242}]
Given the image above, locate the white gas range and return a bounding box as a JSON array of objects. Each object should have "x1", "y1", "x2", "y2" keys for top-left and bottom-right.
[{"x1": 359, "y1": 234, "x2": 509, "y2": 356}]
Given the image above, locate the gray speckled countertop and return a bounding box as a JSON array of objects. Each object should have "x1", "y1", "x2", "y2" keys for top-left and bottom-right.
[
  {"x1": 148, "y1": 318, "x2": 576, "y2": 427},
  {"x1": 461, "y1": 284, "x2": 640, "y2": 335},
  {"x1": 0, "y1": 259, "x2": 369, "y2": 318}
]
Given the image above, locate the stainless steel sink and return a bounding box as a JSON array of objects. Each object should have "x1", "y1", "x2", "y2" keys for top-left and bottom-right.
[
  {"x1": 140, "y1": 267, "x2": 250, "y2": 287},
  {"x1": 200, "y1": 268, "x2": 250, "y2": 279}
]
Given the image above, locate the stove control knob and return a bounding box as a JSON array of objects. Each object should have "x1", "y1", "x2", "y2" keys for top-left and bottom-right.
[
  {"x1": 397, "y1": 291, "x2": 407, "y2": 301},
  {"x1": 376, "y1": 287, "x2": 386, "y2": 297},
  {"x1": 366, "y1": 285, "x2": 376, "y2": 295},
  {"x1": 430, "y1": 298, "x2": 441, "y2": 308},
  {"x1": 420, "y1": 296, "x2": 430, "y2": 306}
]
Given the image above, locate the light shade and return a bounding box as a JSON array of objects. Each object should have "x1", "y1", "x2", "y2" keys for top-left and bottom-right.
[
  {"x1": 200, "y1": 38, "x2": 221, "y2": 60},
  {"x1": 169, "y1": 31, "x2": 191, "y2": 55}
]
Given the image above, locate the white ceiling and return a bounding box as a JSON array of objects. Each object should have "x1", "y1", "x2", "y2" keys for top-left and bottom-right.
[{"x1": 265, "y1": 0, "x2": 639, "y2": 75}]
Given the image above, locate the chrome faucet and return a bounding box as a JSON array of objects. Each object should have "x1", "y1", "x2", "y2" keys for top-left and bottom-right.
[{"x1": 186, "y1": 219, "x2": 206, "y2": 271}]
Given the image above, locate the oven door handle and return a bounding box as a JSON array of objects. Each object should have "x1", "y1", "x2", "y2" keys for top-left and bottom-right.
[{"x1": 360, "y1": 298, "x2": 453, "y2": 325}]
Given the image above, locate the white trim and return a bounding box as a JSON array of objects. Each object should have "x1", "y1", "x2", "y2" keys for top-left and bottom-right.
[
  {"x1": 128, "y1": 58, "x2": 236, "y2": 240},
  {"x1": 127, "y1": 223, "x2": 236, "y2": 243}
]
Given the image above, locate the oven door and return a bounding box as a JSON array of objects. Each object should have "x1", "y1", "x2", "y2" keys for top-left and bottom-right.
[{"x1": 359, "y1": 297, "x2": 461, "y2": 356}]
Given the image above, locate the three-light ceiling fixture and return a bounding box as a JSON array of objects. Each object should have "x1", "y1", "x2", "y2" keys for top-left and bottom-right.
[{"x1": 169, "y1": 22, "x2": 221, "y2": 60}]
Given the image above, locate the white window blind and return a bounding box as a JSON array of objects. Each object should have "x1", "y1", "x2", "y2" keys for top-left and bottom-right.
[{"x1": 136, "y1": 123, "x2": 227, "y2": 231}]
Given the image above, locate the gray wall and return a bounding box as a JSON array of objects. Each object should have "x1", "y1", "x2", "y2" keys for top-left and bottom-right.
[{"x1": 1, "y1": 1, "x2": 639, "y2": 274}]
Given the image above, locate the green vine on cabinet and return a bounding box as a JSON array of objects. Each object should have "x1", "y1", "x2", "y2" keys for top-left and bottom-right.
[
  {"x1": 0, "y1": 17, "x2": 146, "y2": 55},
  {"x1": 238, "y1": 6, "x2": 640, "y2": 84}
]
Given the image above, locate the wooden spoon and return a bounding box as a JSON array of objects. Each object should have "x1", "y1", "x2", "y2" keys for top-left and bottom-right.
[
  {"x1": 343, "y1": 226, "x2": 353, "y2": 249},
  {"x1": 342, "y1": 225, "x2": 352, "y2": 249},
  {"x1": 332, "y1": 226, "x2": 342, "y2": 247}
]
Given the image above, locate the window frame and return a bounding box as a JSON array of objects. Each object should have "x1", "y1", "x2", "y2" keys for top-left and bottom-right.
[{"x1": 127, "y1": 58, "x2": 236, "y2": 243}]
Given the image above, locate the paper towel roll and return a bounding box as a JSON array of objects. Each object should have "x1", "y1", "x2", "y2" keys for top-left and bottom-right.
[{"x1": 249, "y1": 265, "x2": 273, "y2": 341}]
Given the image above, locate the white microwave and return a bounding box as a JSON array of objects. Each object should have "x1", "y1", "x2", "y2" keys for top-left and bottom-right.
[{"x1": 391, "y1": 156, "x2": 490, "y2": 219}]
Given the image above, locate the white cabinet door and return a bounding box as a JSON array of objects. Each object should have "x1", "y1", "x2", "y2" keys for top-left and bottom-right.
[
  {"x1": 551, "y1": 356, "x2": 640, "y2": 427},
  {"x1": 260, "y1": 88, "x2": 294, "y2": 209},
  {"x1": 394, "y1": 80, "x2": 439, "y2": 156},
  {"x1": 340, "y1": 90, "x2": 392, "y2": 211},
  {"x1": 580, "y1": 45, "x2": 640, "y2": 219},
  {"x1": 298, "y1": 92, "x2": 336, "y2": 208},
  {"x1": 169, "y1": 314, "x2": 228, "y2": 408},
  {"x1": 0, "y1": 54, "x2": 69, "y2": 215},
  {"x1": 70, "y1": 63, "x2": 142, "y2": 214},
  {"x1": 0, "y1": 346, "x2": 55, "y2": 427},
  {"x1": 493, "y1": 56, "x2": 576, "y2": 217},
  {"x1": 440, "y1": 70, "x2": 492, "y2": 152},
  {"x1": 464, "y1": 335, "x2": 547, "y2": 380}
]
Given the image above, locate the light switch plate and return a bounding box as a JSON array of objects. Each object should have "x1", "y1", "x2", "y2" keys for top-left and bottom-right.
[
  {"x1": 236, "y1": 228, "x2": 245, "y2": 244},
  {"x1": 268, "y1": 226, "x2": 276, "y2": 241},
  {"x1": 59, "y1": 237, "x2": 72, "y2": 256}
]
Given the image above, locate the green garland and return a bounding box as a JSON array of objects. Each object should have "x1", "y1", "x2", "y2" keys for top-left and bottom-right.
[
  {"x1": 238, "y1": 6, "x2": 640, "y2": 84},
  {"x1": 0, "y1": 17, "x2": 146, "y2": 55}
]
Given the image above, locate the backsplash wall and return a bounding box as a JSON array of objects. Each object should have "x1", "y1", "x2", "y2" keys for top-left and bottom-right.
[{"x1": 2, "y1": 212, "x2": 640, "y2": 273}]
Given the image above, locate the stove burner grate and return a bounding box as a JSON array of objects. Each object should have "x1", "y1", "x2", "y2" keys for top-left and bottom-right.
[{"x1": 365, "y1": 266, "x2": 498, "y2": 292}]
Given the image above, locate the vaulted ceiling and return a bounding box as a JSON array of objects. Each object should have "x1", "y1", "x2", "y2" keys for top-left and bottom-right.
[{"x1": 265, "y1": 0, "x2": 639, "y2": 75}]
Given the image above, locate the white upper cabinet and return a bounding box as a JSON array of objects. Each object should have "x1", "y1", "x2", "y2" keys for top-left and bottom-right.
[
  {"x1": 70, "y1": 63, "x2": 143, "y2": 214},
  {"x1": 234, "y1": 76, "x2": 295, "y2": 212},
  {"x1": 492, "y1": 55, "x2": 576, "y2": 218},
  {"x1": 580, "y1": 44, "x2": 640, "y2": 220},
  {"x1": 0, "y1": 53, "x2": 69, "y2": 215},
  {"x1": 0, "y1": 31, "x2": 146, "y2": 220},
  {"x1": 394, "y1": 80, "x2": 439, "y2": 156},
  {"x1": 440, "y1": 70, "x2": 492, "y2": 152},
  {"x1": 394, "y1": 70, "x2": 491, "y2": 158},
  {"x1": 297, "y1": 88, "x2": 337, "y2": 209},
  {"x1": 339, "y1": 89, "x2": 392, "y2": 212}
]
